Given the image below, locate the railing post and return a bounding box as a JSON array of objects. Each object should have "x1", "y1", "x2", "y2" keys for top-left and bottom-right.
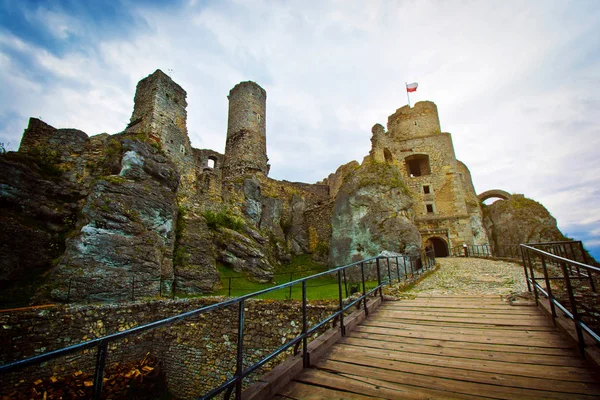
[
  {"x1": 337, "y1": 270, "x2": 346, "y2": 336},
  {"x1": 520, "y1": 246, "x2": 531, "y2": 292},
  {"x1": 540, "y1": 257, "x2": 557, "y2": 322},
  {"x1": 289, "y1": 273, "x2": 294, "y2": 300},
  {"x1": 526, "y1": 250, "x2": 539, "y2": 305},
  {"x1": 396, "y1": 257, "x2": 401, "y2": 282},
  {"x1": 235, "y1": 300, "x2": 246, "y2": 398},
  {"x1": 93, "y1": 340, "x2": 108, "y2": 400},
  {"x1": 361, "y1": 262, "x2": 368, "y2": 316},
  {"x1": 403, "y1": 256, "x2": 408, "y2": 279},
  {"x1": 560, "y1": 261, "x2": 586, "y2": 358},
  {"x1": 342, "y1": 269, "x2": 348, "y2": 298},
  {"x1": 387, "y1": 258, "x2": 392, "y2": 284},
  {"x1": 376, "y1": 258, "x2": 383, "y2": 300},
  {"x1": 302, "y1": 281, "x2": 309, "y2": 367},
  {"x1": 579, "y1": 242, "x2": 597, "y2": 292}
]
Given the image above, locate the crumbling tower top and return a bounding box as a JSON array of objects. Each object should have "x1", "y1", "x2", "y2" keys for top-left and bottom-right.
[
  {"x1": 387, "y1": 101, "x2": 441, "y2": 141},
  {"x1": 125, "y1": 69, "x2": 192, "y2": 169}
]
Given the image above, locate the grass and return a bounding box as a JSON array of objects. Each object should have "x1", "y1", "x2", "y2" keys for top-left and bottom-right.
[{"x1": 210, "y1": 254, "x2": 380, "y2": 301}]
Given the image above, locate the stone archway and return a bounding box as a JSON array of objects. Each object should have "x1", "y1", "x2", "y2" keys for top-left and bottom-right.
[
  {"x1": 425, "y1": 237, "x2": 449, "y2": 258},
  {"x1": 478, "y1": 189, "x2": 512, "y2": 203}
]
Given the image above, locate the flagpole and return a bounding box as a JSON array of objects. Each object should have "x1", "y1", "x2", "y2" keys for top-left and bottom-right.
[{"x1": 405, "y1": 82, "x2": 411, "y2": 107}]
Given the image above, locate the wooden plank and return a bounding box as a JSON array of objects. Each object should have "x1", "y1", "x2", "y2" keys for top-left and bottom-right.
[
  {"x1": 316, "y1": 359, "x2": 600, "y2": 400},
  {"x1": 296, "y1": 368, "x2": 483, "y2": 400},
  {"x1": 376, "y1": 309, "x2": 548, "y2": 321},
  {"x1": 353, "y1": 325, "x2": 574, "y2": 348},
  {"x1": 278, "y1": 380, "x2": 378, "y2": 399},
  {"x1": 329, "y1": 344, "x2": 597, "y2": 382},
  {"x1": 368, "y1": 317, "x2": 556, "y2": 332},
  {"x1": 362, "y1": 319, "x2": 564, "y2": 338},
  {"x1": 378, "y1": 306, "x2": 543, "y2": 315},
  {"x1": 339, "y1": 336, "x2": 586, "y2": 367},
  {"x1": 325, "y1": 351, "x2": 600, "y2": 395},
  {"x1": 365, "y1": 312, "x2": 548, "y2": 326},
  {"x1": 348, "y1": 330, "x2": 578, "y2": 356}
]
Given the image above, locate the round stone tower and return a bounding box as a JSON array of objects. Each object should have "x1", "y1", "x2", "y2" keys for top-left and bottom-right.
[{"x1": 222, "y1": 81, "x2": 269, "y2": 181}]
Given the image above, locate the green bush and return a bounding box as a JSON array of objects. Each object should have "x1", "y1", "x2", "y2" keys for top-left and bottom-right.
[{"x1": 203, "y1": 210, "x2": 245, "y2": 232}]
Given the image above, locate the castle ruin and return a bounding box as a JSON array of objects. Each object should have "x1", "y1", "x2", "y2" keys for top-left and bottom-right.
[{"x1": 7, "y1": 69, "x2": 520, "y2": 301}]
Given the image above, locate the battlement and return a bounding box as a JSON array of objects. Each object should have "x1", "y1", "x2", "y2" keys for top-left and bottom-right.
[{"x1": 387, "y1": 101, "x2": 441, "y2": 141}]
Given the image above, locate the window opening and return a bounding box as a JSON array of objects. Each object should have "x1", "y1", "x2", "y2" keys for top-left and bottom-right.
[
  {"x1": 405, "y1": 154, "x2": 431, "y2": 177},
  {"x1": 207, "y1": 158, "x2": 216, "y2": 169},
  {"x1": 423, "y1": 185, "x2": 430, "y2": 194},
  {"x1": 426, "y1": 204, "x2": 434, "y2": 213}
]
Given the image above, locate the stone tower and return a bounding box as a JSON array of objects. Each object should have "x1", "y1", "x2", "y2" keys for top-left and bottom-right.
[
  {"x1": 222, "y1": 81, "x2": 269, "y2": 181},
  {"x1": 369, "y1": 101, "x2": 488, "y2": 256},
  {"x1": 125, "y1": 69, "x2": 192, "y2": 171}
]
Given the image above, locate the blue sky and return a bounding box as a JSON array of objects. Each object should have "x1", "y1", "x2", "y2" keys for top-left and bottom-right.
[{"x1": 1, "y1": 0, "x2": 599, "y2": 259}]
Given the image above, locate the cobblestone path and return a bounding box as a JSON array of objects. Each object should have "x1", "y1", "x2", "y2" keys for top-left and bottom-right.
[{"x1": 387, "y1": 257, "x2": 529, "y2": 297}]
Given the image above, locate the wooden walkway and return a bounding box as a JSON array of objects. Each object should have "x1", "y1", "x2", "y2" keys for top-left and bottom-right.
[{"x1": 274, "y1": 295, "x2": 600, "y2": 399}]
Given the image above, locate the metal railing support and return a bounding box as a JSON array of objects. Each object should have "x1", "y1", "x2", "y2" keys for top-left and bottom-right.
[
  {"x1": 361, "y1": 262, "x2": 368, "y2": 317},
  {"x1": 540, "y1": 257, "x2": 557, "y2": 322},
  {"x1": 560, "y1": 261, "x2": 586, "y2": 358}
]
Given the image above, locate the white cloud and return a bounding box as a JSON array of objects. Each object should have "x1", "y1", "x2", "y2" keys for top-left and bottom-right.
[{"x1": 1, "y1": 0, "x2": 600, "y2": 256}]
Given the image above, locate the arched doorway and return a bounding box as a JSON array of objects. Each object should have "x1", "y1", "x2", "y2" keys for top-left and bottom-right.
[{"x1": 425, "y1": 237, "x2": 449, "y2": 258}]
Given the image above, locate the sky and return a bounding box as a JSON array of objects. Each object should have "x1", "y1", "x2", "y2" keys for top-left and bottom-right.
[{"x1": 1, "y1": 0, "x2": 599, "y2": 259}]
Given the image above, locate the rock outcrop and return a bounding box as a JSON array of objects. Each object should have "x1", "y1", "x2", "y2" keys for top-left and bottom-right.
[
  {"x1": 48, "y1": 139, "x2": 180, "y2": 302},
  {"x1": 330, "y1": 158, "x2": 421, "y2": 267},
  {"x1": 483, "y1": 194, "x2": 566, "y2": 253}
]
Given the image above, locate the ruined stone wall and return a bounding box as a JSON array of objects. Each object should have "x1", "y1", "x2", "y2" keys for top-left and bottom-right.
[
  {"x1": 0, "y1": 298, "x2": 336, "y2": 399},
  {"x1": 319, "y1": 160, "x2": 360, "y2": 199},
  {"x1": 456, "y1": 160, "x2": 488, "y2": 245},
  {"x1": 222, "y1": 81, "x2": 269, "y2": 181},
  {"x1": 192, "y1": 148, "x2": 224, "y2": 204}
]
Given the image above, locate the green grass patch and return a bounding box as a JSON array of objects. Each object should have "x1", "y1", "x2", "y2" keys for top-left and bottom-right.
[{"x1": 209, "y1": 254, "x2": 380, "y2": 301}]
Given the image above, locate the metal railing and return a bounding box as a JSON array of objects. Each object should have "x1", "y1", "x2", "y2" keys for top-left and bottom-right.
[
  {"x1": 521, "y1": 241, "x2": 599, "y2": 358},
  {"x1": 0, "y1": 250, "x2": 435, "y2": 399},
  {"x1": 451, "y1": 241, "x2": 590, "y2": 263}
]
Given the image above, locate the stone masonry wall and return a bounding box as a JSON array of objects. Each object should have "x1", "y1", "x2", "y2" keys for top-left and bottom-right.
[{"x1": 0, "y1": 298, "x2": 336, "y2": 399}]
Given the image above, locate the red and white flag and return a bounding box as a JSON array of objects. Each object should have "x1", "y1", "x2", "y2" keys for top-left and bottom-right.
[{"x1": 406, "y1": 82, "x2": 418, "y2": 93}]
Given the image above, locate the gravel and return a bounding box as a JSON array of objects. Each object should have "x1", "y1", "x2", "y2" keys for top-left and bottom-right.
[{"x1": 386, "y1": 257, "x2": 529, "y2": 297}]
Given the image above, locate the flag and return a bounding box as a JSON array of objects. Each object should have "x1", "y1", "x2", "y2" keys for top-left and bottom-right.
[{"x1": 406, "y1": 82, "x2": 418, "y2": 93}]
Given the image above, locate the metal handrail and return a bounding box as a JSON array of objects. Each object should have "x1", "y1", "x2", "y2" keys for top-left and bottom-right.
[
  {"x1": 0, "y1": 250, "x2": 435, "y2": 399},
  {"x1": 521, "y1": 242, "x2": 599, "y2": 358}
]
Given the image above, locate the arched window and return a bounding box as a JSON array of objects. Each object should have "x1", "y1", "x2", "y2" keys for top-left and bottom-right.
[
  {"x1": 405, "y1": 154, "x2": 431, "y2": 177},
  {"x1": 207, "y1": 157, "x2": 217, "y2": 169}
]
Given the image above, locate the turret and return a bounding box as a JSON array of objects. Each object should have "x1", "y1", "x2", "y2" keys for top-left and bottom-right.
[{"x1": 222, "y1": 81, "x2": 269, "y2": 181}]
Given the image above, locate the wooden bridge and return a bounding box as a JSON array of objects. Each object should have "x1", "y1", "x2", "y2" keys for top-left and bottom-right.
[{"x1": 269, "y1": 295, "x2": 600, "y2": 399}]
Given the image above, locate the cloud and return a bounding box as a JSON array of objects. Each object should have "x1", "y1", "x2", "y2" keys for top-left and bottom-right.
[{"x1": 1, "y1": 0, "x2": 599, "y2": 256}]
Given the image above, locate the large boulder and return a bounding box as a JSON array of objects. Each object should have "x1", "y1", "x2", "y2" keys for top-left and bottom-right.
[{"x1": 330, "y1": 159, "x2": 421, "y2": 267}]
